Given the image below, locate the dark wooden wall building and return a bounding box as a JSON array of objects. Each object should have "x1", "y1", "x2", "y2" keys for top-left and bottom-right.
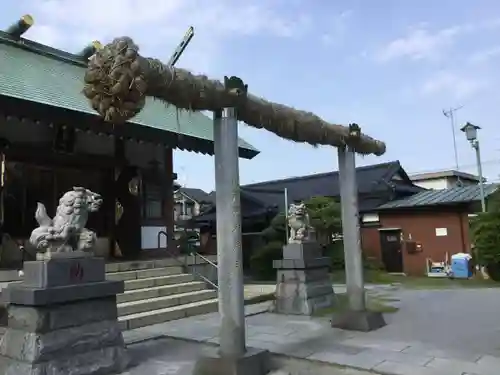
[{"x1": 0, "y1": 20, "x2": 258, "y2": 267}]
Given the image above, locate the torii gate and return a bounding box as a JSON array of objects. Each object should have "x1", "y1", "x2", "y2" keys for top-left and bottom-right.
[{"x1": 83, "y1": 37, "x2": 386, "y2": 375}]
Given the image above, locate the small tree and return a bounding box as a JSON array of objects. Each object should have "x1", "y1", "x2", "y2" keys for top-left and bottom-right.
[
  {"x1": 471, "y1": 193, "x2": 500, "y2": 281},
  {"x1": 251, "y1": 196, "x2": 345, "y2": 278},
  {"x1": 250, "y1": 212, "x2": 287, "y2": 280},
  {"x1": 176, "y1": 229, "x2": 200, "y2": 255},
  {"x1": 305, "y1": 196, "x2": 342, "y2": 243},
  {"x1": 305, "y1": 196, "x2": 343, "y2": 269},
  {"x1": 260, "y1": 212, "x2": 287, "y2": 244}
]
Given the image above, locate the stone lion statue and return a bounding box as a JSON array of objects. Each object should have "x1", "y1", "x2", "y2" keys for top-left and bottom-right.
[
  {"x1": 29, "y1": 187, "x2": 103, "y2": 255},
  {"x1": 288, "y1": 202, "x2": 310, "y2": 243}
]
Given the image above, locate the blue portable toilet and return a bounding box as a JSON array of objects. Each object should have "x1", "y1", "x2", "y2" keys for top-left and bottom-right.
[{"x1": 451, "y1": 253, "x2": 473, "y2": 279}]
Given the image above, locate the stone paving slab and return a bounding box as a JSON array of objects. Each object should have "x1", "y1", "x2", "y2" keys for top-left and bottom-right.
[
  {"x1": 121, "y1": 337, "x2": 378, "y2": 375},
  {"x1": 120, "y1": 337, "x2": 201, "y2": 375},
  {"x1": 3, "y1": 285, "x2": 494, "y2": 375},
  {"x1": 425, "y1": 357, "x2": 497, "y2": 375},
  {"x1": 242, "y1": 283, "x2": 399, "y2": 298},
  {"x1": 122, "y1": 306, "x2": 500, "y2": 375},
  {"x1": 373, "y1": 360, "x2": 462, "y2": 375},
  {"x1": 401, "y1": 344, "x2": 483, "y2": 362},
  {"x1": 308, "y1": 349, "x2": 386, "y2": 370},
  {"x1": 120, "y1": 335, "x2": 498, "y2": 375}
]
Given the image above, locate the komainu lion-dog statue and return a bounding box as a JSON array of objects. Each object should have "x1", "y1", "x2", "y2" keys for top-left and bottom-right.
[
  {"x1": 287, "y1": 202, "x2": 310, "y2": 243},
  {"x1": 29, "y1": 187, "x2": 103, "y2": 257}
]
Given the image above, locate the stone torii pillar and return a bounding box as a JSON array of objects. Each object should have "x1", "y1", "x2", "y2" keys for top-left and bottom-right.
[
  {"x1": 331, "y1": 124, "x2": 386, "y2": 332},
  {"x1": 194, "y1": 77, "x2": 268, "y2": 375}
]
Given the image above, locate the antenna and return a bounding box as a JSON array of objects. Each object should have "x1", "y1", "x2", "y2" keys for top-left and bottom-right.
[{"x1": 442, "y1": 105, "x2": 464, "y2": 172}]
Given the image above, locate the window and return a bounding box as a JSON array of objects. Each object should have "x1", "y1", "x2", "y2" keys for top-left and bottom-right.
[
  {"x1": 362, "y1": 213, "x2": 380, "y2": 223},
  {"x1": 142, "y1": 183, "x2": 163, "y2": 219}
]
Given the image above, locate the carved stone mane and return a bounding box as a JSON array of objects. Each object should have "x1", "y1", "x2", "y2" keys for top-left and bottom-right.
[
  {"x1": 29, "y1": 187, "x2": 103, "y2": 257},
  {"x1": 287, "y1": 202, "x2": 310, "y2": 243}
]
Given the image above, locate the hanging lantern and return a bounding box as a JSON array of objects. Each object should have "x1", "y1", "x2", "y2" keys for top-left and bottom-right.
[
  {"x1": 128, "y1": 176, "x2": 140, "y2": 196},
  {"x1": 115, "y1": 200, "x2": 124, "y2": 224}
]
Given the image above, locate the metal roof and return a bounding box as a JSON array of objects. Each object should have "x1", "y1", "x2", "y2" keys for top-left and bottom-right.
[
  {"x1": 177, "y1": 187, "x2": 212, "y2": 204},
  {"x1": 0, "y1": 32, "x2": 258, "y2": 159},
  {"x1": 410, "y1": 170, "x2": 481, "y2": 182},
  {"x1": 241, "y1": 161, "x2": 415, "y2": 210},
  {"x1": 378, "y1": 184, "x2": 499, "y2": 210}
]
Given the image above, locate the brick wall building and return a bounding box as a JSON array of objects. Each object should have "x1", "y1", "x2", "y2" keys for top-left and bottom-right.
[{"x1": 361, "y1": 185, "x2": 498, "y2": 276}]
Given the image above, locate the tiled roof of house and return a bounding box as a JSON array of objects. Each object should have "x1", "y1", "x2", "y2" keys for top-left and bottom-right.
[
  {"x1": 377, "y1": 184, "x2": 499, "y2": 209},
  {"x1": 178, "y1": 187, "x2": 212, "y2": 204},
  {"x1": 192, "y1": 205, "x2": 270, "y2": 224},
  {"x1": 240, "y1": 161, "x2": 419, "y2": 212},
  {"x1": 410, "y1": 170, "x2": 481, "y2": 182},
  {"x1": 0, "y1": 29, "x2": 258, "y2": 159},
  {"x1": 194, "y1": 161, "x2": 424, "y2": 224}
]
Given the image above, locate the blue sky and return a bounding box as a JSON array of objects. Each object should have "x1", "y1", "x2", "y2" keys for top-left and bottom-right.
[{"x1": 4, "y1": 0, "x2": 500, "y2": 191}]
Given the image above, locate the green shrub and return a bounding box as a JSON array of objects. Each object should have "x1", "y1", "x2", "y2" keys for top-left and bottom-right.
[
  {"x1": 323, "y1": 242, "x2": 384, "y2": 271},
  {"x1": 471, "y1": 209, "x2": 500, "y2": 282},
  {"x1": 177, "y1": 230, "x2": 200, "y2": 255},
  {"x1": 323, "y1": 241, "x2": 345, "y2": 270},
  {"x1": 363, "y1": 254, "x2": 385, "y2": 271},
  {"x1": 250, "y1": 241, "x2": 282, "y2": 280}
]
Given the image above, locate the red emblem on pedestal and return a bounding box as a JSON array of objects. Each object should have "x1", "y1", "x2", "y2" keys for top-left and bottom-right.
[{"x1": 69, "y1": 262, "x2": 84, "y2": 282}]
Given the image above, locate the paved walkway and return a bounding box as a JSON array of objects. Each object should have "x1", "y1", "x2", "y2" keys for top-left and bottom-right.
[
  {"x1": 121, "y1": 285, "x2": 500, "y2": 375},
  {"x1": 123, "y1": 305, "x2": 499, "y2": 375},
  {"x1": 122, "y1": 336, "x2": 372, "y2": 375},
  {"x1": 121, "y1": 338, "x2": 202, "y2": 375},
  {"x1": 3, "y1": 282, "x2": 499, "y2": 374},
  {"x1": 243, "y1": 283, "x2": 400, "y2": 297}
]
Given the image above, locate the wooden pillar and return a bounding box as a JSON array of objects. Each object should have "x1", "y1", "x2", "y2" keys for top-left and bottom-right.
[
  {"x1": 163, "y1": 147, "x2": 175, "y2": 250},
  {"x1": 110, "y1": 137, "x2": 125, "y2": 258}
]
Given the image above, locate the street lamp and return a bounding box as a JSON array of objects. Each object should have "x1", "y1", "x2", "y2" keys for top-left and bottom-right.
[{"x1": 460, "y1": 122, "x2": 486, "y2": 212}]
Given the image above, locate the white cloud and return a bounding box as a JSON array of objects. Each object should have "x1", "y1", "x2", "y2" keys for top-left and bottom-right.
[
  {"x1": 375, "y1": 18, "x2": 500, "y2": 63},
  {"x1": 375, "y1": 26, "x2": 461, "y2": 62},
  {"x1": 21, "y1": 0, "x2": 310, "y2": 73},
  {"x1": 420, "y1": 71, "x2": 486, "y2": 100},
  {"x1": 469, "y1": 46, "x2": 500, "y2": 64},
  {"x1": 26, "y1": 24, "x2": 62, "y2": 46}
]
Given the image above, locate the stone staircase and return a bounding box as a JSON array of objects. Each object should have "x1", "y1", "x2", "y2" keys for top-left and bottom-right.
[{"x1": 105, "y1": 256, "x2": 219, "y2": 331}]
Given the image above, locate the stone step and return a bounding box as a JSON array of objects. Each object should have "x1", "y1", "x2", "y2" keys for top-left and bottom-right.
[
  {"x1": 0, "y1": 258, "x2": 221, "y2": 331},
  {"x1": 118, "y1": 298, "x2": 219, "y2": 330},
  {"x1": 105, "y1": 255, "x2": 218, "y2": 273},
  {"x1": 106, "y1": 266, "x2": 184, "y2": 282},
  {"x1": 106, "y1": 260, "x2": 163, "y2": 273},
  {"x1": 117, "y1": 289, "x2": 218, "y2": 316},
  {"x1": 117, "y1": 281, "x2": 207, "y2": 303},
  {"x1": 123, "y1": 273, "x2": 196, "y2": 291}
]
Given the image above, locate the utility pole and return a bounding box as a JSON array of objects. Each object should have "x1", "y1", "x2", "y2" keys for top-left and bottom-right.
[
  {"x1": 284, "y1": 188, "x2": 289, "y2": 244},
  {"x1": 443, "y1": 106, "x2": 464, "y2": 172},
  {"x1": 178, "y1": 166, "x2": 187, "y2": 219}
]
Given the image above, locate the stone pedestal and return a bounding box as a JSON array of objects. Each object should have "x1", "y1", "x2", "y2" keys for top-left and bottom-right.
[
  {"x1": 194, "y1": 347, "x2": 269, "y2": 375},
  {"x1": 0, "y1": 255, "x2": 129, "y2": 375},
  {"x1": 330, "y1": 310, "x2": 386, "y2": 332},
  {"x1": 273, "y1": 242, "x2": 334, "y2": 315}
]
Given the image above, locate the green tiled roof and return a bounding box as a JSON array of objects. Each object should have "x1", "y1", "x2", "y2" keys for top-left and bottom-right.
[
  {"x1": 378, "y1": 184, "x2": 499, "y2": 210},
  {"x1": 0, "y1": 32, "x2": 258, "y2": 159}
]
